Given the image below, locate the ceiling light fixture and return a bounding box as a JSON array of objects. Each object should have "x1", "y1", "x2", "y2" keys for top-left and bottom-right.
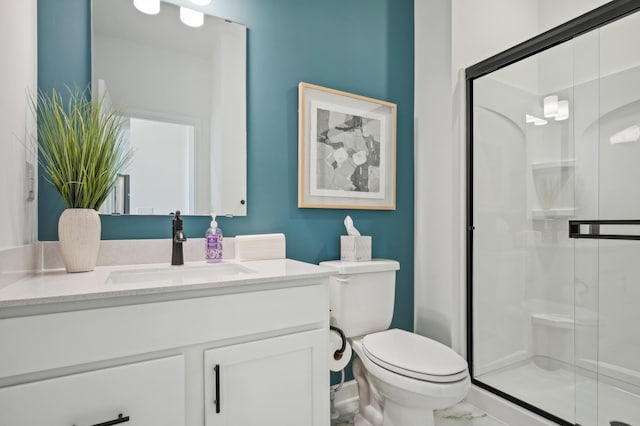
[
  {"x1": 133, "y1": 0, "x2": 160, "y2": 15},
  {"x1": 543, "y1": 95, "x2": 558, "y2": 118},
  {"x1": 555, "y1": 100, "x2": 569, "y2": 121},
  {"x1": 190, "y1": 0, "x2": 212, "y2": 5},
  {"x1": 180, "y1": 6, "x2": 204, "y2": 27},
  {"x1": 525, "y1": 114, "x2": 547, "y2": 126}
]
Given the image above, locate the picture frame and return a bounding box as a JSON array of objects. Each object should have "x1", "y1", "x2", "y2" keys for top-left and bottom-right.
[{"x1": 298, "y1": 82, "x2": 397, "y2": 210}]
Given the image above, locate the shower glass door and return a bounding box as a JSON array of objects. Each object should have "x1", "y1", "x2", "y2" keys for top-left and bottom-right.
[
  {"x1": 574, "y1": 10, "x2": 640, "y2": 426},
  {"x1": 472, "y1": 33, "x2": 582, "y2": 424},
  {"x1": 469, "y1": 6, "x2": 640, "y2": 426}
]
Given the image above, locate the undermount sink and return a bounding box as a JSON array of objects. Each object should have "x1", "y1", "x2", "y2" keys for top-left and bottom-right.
[{"x1": 105, "y1": 262, "x2": 257, "y2": 287}]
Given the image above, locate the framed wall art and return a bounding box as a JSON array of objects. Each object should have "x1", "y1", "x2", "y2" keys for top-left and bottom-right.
[{"x1": 298, "y1": 82, "x2": 397, "y2": 210}]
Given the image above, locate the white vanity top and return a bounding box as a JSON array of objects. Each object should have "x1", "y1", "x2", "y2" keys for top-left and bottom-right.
[{"x1": 0, "y1": 259, "x2": 332, "y2": 312}]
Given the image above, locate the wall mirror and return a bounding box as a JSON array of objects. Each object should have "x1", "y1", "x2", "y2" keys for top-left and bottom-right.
[{"x1": 92, "y1": 0, "x2": 247, "y2": 216}]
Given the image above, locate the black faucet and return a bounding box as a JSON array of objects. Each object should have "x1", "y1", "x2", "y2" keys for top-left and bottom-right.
[{"x1": 172, "y1": 210, "x2": 187, "y2": 265}]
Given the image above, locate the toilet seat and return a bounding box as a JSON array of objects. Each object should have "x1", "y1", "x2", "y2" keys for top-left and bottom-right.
[{"x1": 362, "y1": 329, "x2": 468, "y2": 383}]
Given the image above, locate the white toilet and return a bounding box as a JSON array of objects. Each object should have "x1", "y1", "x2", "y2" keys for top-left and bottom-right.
[{"x1": 320, "y1": 259, "x2": 470, "y2": 426}]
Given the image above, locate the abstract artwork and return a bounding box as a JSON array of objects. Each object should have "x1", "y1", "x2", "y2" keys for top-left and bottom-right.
[{"x1": 298, "y1": 83, "x2": 396, "y2": 209}]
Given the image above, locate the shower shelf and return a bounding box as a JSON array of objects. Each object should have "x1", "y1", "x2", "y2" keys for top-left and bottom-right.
[
  {"x1": 531, "y1": 159, "x2": 575, "y2": 171},
  {"x1": 532, "y1": 208, "x2": 576, "y2": 220},
  {"x1": 531, "y1": 312, "x2": 597, "y2": 328},
  {"x1": 531, "y1": 313, "x2": 574, "y2": 329}
]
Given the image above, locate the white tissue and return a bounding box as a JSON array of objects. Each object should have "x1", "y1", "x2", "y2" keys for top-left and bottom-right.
[
  {"x1": 344, "y1": 216, "x2": 361, "y2": 237},
  {"x1": 329, "y1": 328, "x2": 352, "y2": 372}
]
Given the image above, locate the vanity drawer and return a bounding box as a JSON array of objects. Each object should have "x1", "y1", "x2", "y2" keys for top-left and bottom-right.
[
  {"x1": 0, "y1": 282, "x2": 328, "y2": 378},
  {"x1": 0, "y1": 355, "x2": 184, "y2": 426}
]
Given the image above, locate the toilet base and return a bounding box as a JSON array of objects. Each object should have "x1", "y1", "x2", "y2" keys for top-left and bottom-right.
[
  {"x1": 354, "y1": 412, "x2": 373, "y2": 426},
  {"x1": 353, "y1": 394, "x2": 437, "y2": 426},
  {"x1": 353, "y1": 355, "x2": 438, "y2": 426},
  {"x1": 351, "y1": 343, "x2": 470, "y2": 426}
]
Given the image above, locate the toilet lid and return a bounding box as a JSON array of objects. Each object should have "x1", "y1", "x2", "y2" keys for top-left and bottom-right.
[{"x1": 362, "y1": 329, "x2": 468, "y2": 383}]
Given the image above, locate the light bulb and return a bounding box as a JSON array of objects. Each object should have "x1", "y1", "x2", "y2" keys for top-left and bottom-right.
[
  {"x1": 180, "y1": 7, "x2": 204, "y2": 27},
  {"x1": 133, "y1": 0, "x2": 160, "y2": 15},
  {"x1": 555, "y1": 100, "x2": 569, "y2": 121},
  {"x1": 543, "y1": 95, "x2": 558, "y2": 118}
]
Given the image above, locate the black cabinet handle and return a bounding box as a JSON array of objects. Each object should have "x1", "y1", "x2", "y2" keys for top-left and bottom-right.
[
  {"x1": 73, "y1": 413, "x2": 130, "y2": 426},
  {"x1": 92, "y1": 414, "x2": 130, "y2": 426},
  {"x1": 213, "y1": 364, "x2": 221, "y2": 414}
]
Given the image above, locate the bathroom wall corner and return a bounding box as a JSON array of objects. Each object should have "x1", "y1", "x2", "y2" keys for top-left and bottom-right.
[{"x1": 0, "y1": 244, "x2": 39, "y2": 288}]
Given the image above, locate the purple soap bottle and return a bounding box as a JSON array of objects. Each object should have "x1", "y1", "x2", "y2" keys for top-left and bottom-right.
[{"x1": 205, "y1": 214, "x2": 223, "y2": 263}]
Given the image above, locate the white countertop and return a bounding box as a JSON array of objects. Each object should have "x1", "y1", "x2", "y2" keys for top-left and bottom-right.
[{"x1": 0, "y1": 259, "x2": 332, "y2": 311}]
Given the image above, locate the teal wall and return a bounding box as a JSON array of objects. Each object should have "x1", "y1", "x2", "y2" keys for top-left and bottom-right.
[{"x1": 38, "y1": 0, "x2": 414, "y2": 338}]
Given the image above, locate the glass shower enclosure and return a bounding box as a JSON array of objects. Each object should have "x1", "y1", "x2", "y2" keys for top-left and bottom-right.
[{"x1": 467, "y1": 3, "x2": 640, "y2": 426}]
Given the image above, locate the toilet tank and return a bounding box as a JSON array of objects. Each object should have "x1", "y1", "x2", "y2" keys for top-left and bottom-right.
[{"x1": 320, "y1": 259, "x2": 400, "y2": 338}]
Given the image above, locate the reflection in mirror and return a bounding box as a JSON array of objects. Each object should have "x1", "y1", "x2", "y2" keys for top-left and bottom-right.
[{"x1": 92, "y1": 0, "x2": 247, "y2": 216}]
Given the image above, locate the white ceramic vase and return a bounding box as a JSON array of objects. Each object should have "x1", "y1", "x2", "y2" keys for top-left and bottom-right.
[{"x1": 58, "y1": 208, "x2": 101, "y2": 273}]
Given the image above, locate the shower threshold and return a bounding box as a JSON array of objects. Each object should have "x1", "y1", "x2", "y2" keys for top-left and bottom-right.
[{"x1": 477, "y1": 357, "x2": 640, "y2": 426}]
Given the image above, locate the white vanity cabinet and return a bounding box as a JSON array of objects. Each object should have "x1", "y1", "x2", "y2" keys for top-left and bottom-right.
[
  {"x1": 0, "y1": 261, "x2": 330, "y2": 426},
  {"x1": 0, "y1": 355, "x2": 185, "y2": 426},
  {"x1": 203, "y1": 329, "x2": 326, "y2": 426}
]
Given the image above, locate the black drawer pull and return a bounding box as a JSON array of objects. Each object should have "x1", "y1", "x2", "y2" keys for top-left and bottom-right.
[
  {"x1": 73, "y1": 413, "x2": 130, "y2": 426},
  {"x1": 214, "y1": 364, "x2": 221, "y2": 414},
  {"x1": 92, "y1": 413, "x2": 130, "y2": 426}
]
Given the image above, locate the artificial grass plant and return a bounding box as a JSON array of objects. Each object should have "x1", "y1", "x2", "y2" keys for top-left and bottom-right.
[{"x1": 32, "y1": 87, "x2": 132, "y2": 210}]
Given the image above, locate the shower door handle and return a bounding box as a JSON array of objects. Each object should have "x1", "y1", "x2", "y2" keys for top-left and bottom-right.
[{"x1": 569, "y1": 220, "x2": 640, "y2": 240}]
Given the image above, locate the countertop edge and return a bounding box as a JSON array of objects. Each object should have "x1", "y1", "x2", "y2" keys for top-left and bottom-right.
[{"x1": 0, "y1": 259, "x2": 334, "y2": 315}]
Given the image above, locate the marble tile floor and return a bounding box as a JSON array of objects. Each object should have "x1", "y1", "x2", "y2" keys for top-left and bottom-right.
[{"x1": 332, "y1": 401, "x2": 507, "y2": 426}]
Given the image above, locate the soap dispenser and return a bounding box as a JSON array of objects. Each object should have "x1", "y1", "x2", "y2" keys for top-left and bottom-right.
[{"x1": 205, "y1": 214, "x2": 223, "y2": 263}]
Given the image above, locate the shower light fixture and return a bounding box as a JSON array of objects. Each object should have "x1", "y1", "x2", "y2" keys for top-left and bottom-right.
[
  {"x1": 133, "y1": 0, "x2": 160, "y2": 15},
  {"x1": 543, "y1": 95, "x2": 558, "y2": 118},
  {"x1": 190, "y1": 0, "x2": 212, "y2": 5},
  {"x1": 525, "y1": 114, "x2": 547, "y2": 126},
  {"x1": 180, "y1": 6, "x2": 204, "y2": 27},
  {"x1": 539, "y1": 95, "x2": 570, "y2": 122},
  {"x1": 555, "y1": 100, "x2": 569, "y2": 121}
]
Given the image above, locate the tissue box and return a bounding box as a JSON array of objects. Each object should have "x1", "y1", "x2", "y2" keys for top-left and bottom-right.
[{"x1": 340, "y1": 236, "x2": 372, "y2": 262}]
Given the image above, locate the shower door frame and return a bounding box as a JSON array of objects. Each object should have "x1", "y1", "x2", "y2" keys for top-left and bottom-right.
[{"x1": 465, "y1": 1, "x2": 640, "y2": 425}]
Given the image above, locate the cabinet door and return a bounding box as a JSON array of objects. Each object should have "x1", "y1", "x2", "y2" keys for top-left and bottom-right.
[
  {"x1": 0, "y1": 355, "x2": 184, "y2": 426},
  {"x1": 204, "y1": 329, "x2": 328, "y2": 426}
]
